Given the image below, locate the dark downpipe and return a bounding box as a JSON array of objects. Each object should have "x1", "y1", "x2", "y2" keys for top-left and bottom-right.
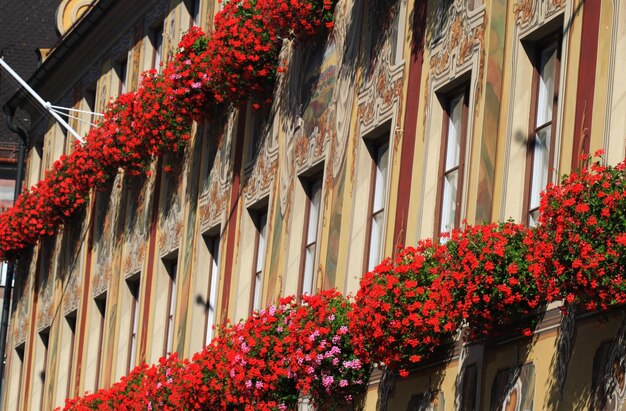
[{"x1": 0, "y1": 105, "x2": 28, "y2": 401}]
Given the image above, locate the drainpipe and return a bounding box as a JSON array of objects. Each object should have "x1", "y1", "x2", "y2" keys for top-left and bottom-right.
[{"x1": 0, "y1": 104, "x2": 29, "y2": 401}]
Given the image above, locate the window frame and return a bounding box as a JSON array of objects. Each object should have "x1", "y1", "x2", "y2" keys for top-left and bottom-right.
[
  {"x1": 522, "y1": 33, "x2": 562, "y2": 226},
  {"x1": 163, "y1": 256, "x2": 178, "y2": 356},
  {"x1": 126, "y1": 275, "x2": 141, "y2": 373},
  {"x1": 434, "y1": 84, "x2": 470, "y2": 238},
  {"x1": 298, "y1": 174, "x2": 323, "y2": 298},
  {"x1": 65, "y1": 311, "x2": 77, "y2": 399},
  {"x1": 249, "y1": 206, "x2": 268, "y2": 315},
  {"x1": 93, "y1": 294, "x2": 107, "y2": 391},
  {"x1": 151, "y1": 24, "x2": 165, "y2": 72},
  {"x1": 203, "y1": 232, "x2": 220, "y2": 345},
  {"x1": 363, "y1": 132, "x2": 391, "y2": 273}
]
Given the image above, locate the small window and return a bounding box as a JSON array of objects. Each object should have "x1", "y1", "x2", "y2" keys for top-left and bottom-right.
[
  {"x1": 84, "y1": 88, "x2": 97, "y2": 131},
  {"x1": 524, "y1": 35, "x2": 561, "y2": 226},
  {"x1": 94, "y1": 294, "x2": 107, "y2": 390},
  {"x1": 299, "y1": 177, "x2": 323, "y2": 297},
  {"x1": 247, "y1": 106, "x2": 267, "y2": 163},
  {"x1": 126, "y1": 276, "x2": 140, "y2": 372},
  {"x1": 435, "y1": 86, "x2": 469, "y2": 237},
  {"x1": 163, "y1": 256, "x2": 178, "y2": 355},
  {"x1": 250, "y1": 207, "x2": 268, "y2": 314},
  {"x1": 365, "y1": 140, "x2": 390, "y2": 272},
  {"x1": 38, "y1": 328, "x2": 50, "y2": 410},
  {"x1": 151, "y1": 25, "x2": 164, "y2": 72},
  {"x1": 116, "y1": 59, "x2": 128, "y2": 95},
  {"x1": 186, "y1": 0, "x2": 201, "y2": 27},
  {"x1": 203, "y1": 233, "x2": 220, "y2": 345},
  {"x1": 65, "y1": 311, "x2": 77, "y2": 398},
  {"x1": 15, "y1": 344, "x2": 25, "y2": 410}
]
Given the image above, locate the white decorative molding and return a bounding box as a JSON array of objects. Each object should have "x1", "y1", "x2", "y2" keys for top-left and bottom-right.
[{"x1": 513, "y1": 0, "x2": 566, "y2": 35}]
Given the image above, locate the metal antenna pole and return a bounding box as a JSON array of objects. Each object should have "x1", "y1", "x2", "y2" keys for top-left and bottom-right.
[{"x1": 0, "y1": 57, "x2": 84, "y2": 143}]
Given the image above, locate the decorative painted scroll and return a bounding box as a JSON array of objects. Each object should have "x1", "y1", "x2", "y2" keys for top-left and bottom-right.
[
  {"x1": 513, "y1": 0, "x2": 567, "y2": 34},
  {"x1": 92, "y1": 175, "x2": 123, "y2": 297},
  {"x1": 198, "y1": 113, "x2": 234, "y2": 232},
  {"x1": 121, "y1": 173, "x2": 153, "y2": 278},
  {"x1": 158, "y1": 157, "x2": 184, "y2": 258},
  {"x1": 36, "y1": 237, "x2": 57, "y2": 331}
]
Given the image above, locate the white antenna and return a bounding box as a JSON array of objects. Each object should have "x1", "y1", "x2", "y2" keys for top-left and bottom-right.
[{"x1": 0, "y1": 57, "x2": 101, "y2": 144}]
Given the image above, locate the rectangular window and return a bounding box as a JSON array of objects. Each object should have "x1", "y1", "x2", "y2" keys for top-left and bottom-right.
[
  {"x1": 186, "y1": 0, "x2": 201, "y2": 27},
  {"x1": 435, "y1": 87, "x2": 469, "y2": 237},
  {"x1": 151, "y1": 25, "x2": 164, "y2": 72},
  {"x1": 38, "y1": 328, "x2": 50, "y2": 410},
  {"x1": 65, "y1": 312, "x2": 77, "y2": 399},
  {"x1": 250, "y1": 208, "x2": 268, "y2": 314},
  {"x1": 525, "y1": 36, "x2": 561, "y2": 226},
  {"x1": 366, "y1": 142, "x2": 389, "y2": 272},
  {"x1": 247, "y1": 107, "x2": 266, "y2": 163},
  {"x1": 203, "y1": 234, "x2": 220, "y2": 345},
  {"x1": 163, "y1": 257, "x2": 178, "y2": 355},
  {"x1": 94, "y1": 294, "x2": 107, "y2": 390},
  {"x1": 116, "y1": 59, "x2": 128, "y2": 95},
  {"x1": 84, "y1": 88, "x2": 97, "y2": 131},
  {"x1": 126, "y1": 276, "x2": 140, "y2": 372},
  {"x1": 300, "y1": 178, "x2": 322, "y2": 297},
  {"x1": 15, "y1": 344, "x2": 25, "y2": 410}
]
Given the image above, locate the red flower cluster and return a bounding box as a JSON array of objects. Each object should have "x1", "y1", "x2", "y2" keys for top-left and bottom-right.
[
  {"x1": 59, "y1": 293, "x2": 368, "y2": 411},
  {"x1": 437, "y1": 222, "x2": 542, "y2": 337},
  {"x1": 350, "y1": 241, "x2": 456, "y2": 375},
  {"x1": 58, "y1": 156, "x2": 626, "y2": 406},
  {"x1": 535, "y1": 153, "x2": 626, "y2": 311},
  {"x1": 0, "y1": 0, "x2": 336, "y2": 261}
]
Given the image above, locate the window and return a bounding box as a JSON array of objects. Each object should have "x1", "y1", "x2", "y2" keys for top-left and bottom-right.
[
  {"x1": 65, "y1": 312, "x2": 77, "y2": 399},
  {"x1": 163, "y1": 257, "x2": 178, "y2": 355},
  {"x1": 126, "y1": 276, "x2": 140, "y2": 372},
  {"x1": 366, "y1": 142, "x2": 390, "y2": 272},
  {"x1": 389, "y1": 0, "x2": 407, "y2": 64},
  {"x1": 250, "y1": 208, "x2": 268, "y2": 314},
  {"x1": 203, "y1": 233, "x2": 220, "y2": 345},
  {"x1": 116, "y1": 59, "x2": 128, "y2": 95},
  {"x1": 84, "y1": 88, "x2": 97, "y2": 131},
  {"x1": 435, "y1": 87, "x2": 469, "y2": 237},
  {"x1": 37, "y1": 328, "x2": 50, "y2": 410},
  {"x1": 151, "y1": 25, "x2": 164, "y2": 72},
  {"x1": 94, "y1": 294, "x2": 107, "y2": 390},
  {"x1": 247, "y1": 106, "x2": 266, "y2": 163},
  {"x1": 299, "y1": 177, "x2": 322, "y2": 297},
  {"x1": 524, "y1": 36, "x2": 561, "y2": 226},
  {"x1": 15, "y1": 344, "x2": 25, "y2": 410},
  {"x1": 186, "y1": 0, "x2": 201, "y2": 27}
]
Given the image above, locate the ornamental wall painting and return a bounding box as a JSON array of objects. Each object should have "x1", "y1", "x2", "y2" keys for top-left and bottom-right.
[
  {"x1": 60, "y1": 208, "x2": 87, "y2": 315},
  {"x1": 490, "y1": 363, "x2": 535, "y2": 411},
  {"x1": 592, "y1": 341, "x2": 626, "y2": 411},
  {"x1": 121, "y1": 169, "x2": 156, "y2": 278},
  {"x1": 198, "y1": 114, "x2": 233, "y2": 232},
  {"x1": 406, "y1": 390, "x2": 445, "y2": 411},
  {"x1": 158, "y1": 153, "x2": 185, "y2": 258},
  {"x1": 36, "y1": 236, "x2": 57, "y2": 331},
  {"x1": 92, "y1": 174, "x2": 123, "y2": 297},
  {"x1": 243, "y1": 105, "x2": 278, "y2": 208},
  {"x1": 12, "y1": 249, "x2": 35, "y2": 347}
]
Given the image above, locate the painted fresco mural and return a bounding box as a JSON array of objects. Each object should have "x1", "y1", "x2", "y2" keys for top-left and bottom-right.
[
  {"x1": 407, "y1": 390, "x2": 445, "y2": 411},
  {"x1": 490, "y1": 363, "x2": 535, "y2": 411}
]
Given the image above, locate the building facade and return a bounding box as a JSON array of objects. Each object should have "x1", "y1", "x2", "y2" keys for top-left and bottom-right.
[{"x1": 2, "y1": 0, "x2": 626, "y2": 409}]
